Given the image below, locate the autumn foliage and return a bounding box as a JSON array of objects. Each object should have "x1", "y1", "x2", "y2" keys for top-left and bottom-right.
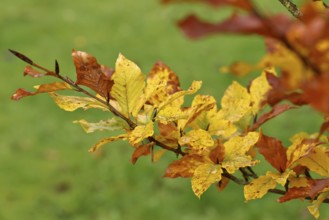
[{"x1": 9, "y1": 0, "x2": 329, "y2": 219}]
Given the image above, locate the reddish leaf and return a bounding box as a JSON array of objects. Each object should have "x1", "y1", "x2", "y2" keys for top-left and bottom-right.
[
  {"x1": 178, "y1": 13, "x2": 291, "y2": 39},
  {"x1": 319, "y1": 120, "x2": 329, "y2": 137},
  {"x1": 162, "y1": 0, "x2": 253, "y2": 10},
  {"x1": 131, "y1": 142, "x2": 154, "y2": 165},
  {"x1": 302, "y1": 74, "x2": 329, "y2": 114},
  {"x1": 23, "y1": 66, "x2": 45, "y2": 77},
  {"x1": 251, "y1": 104, "x2": 295, "y2": 130},
  {"x1": 72, "y1": 50, "x2": 114, "y2": 99},
  {"x1": 278, "y1": 186, "x2": 310, "y2": 203},
  {"x1": 256, "y1": 133, "x2": 287, "y2": 172},
  {"x1": 11, "y1": 82, "x2": 72, "y2": 101},
  {"x1": 209, "y1": 139, "x2": 225, "y2": 164},
  {"x1": 278, "y1": 178, "x2": 329, "y2": 202},
  {"x1": 164, "y1": 154, "x2": 206, "y2": 178}
]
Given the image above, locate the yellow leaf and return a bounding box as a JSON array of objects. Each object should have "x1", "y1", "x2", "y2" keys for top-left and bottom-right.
[
  {"x1": 156, "y1": 105, "x2": 188, "y2": 123},
  {"x1": 158, "y1": 81, "x2": 202, "y2": 111},
  {"x1": 244, "y1": 174, "x2": 277, "y2": 201},
  {"x1": 88, "y1": 134, "x2": 127, "y2": 153},
  {"x1": 289, "y1": 176, "x2": 309, "y2": 188},
  {"x1": 180, "y1": 95, "x2": 217, "y2": 130},
  {"x1": 249, "y1": 70, "x2": 272, "y2": 115},
  {"x1": 111, "y1": 54, "x2": 145, "y2": 118},
  {"x1": 128, "y1": 121, "x2": 154, "y2": 145},
  {"x1": 266, "y1": 170, "x2": 294, "y2": 186},
  {"x1": 286, "y1": 132, "x2": 314, "y2": 167},
  {"x1": 73, "y1": 118, "x2": 127, "y2": 133},
  {"x1": 49, "y1": 92, "x2": 109, "y2": 112},
  {"x1": 192, "y1": 163, "x2": 222, "y2": 198},
  {"x1": 308, "y1": 191, "x2": 329, "y2": 219},
  {"x1": 297, "y1": 147, "x2": 329, "y2": 177},
  {"x1": 219, "y1": 81, "x2": 251, "y2": 122},
  {"x1": 222, "y1": 132, "x2": 259, "y2": 173},
  {"x1": 208, "y1": 114, "x2": 237, "y2": 139},
  {"x1": 220, "y1": 61, "x2": 257, "y2": 77},
  {"x1": 179, "y1": 129, "x2": 214, "y2": 150}
]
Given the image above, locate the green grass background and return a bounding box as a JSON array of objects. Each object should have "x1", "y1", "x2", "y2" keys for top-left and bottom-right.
[{"x1": 1, "y1": 0, "x2": 328, "y2": 219}]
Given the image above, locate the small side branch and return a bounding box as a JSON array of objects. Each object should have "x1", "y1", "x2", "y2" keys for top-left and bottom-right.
[{"x1": 277, "y1": 0, "x2": 303, "y2": 18}]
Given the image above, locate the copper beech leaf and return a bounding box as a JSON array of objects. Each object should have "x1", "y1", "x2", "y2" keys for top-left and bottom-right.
[
  {"x1": 256, "y1": 133, "x2": 287, "y2": 172},
  {"x1": 111, "y1": 54, "x2": 145, "y2": 118},
  {"x1": 72, "y1": 50, "x2": 114, "y2": 99},
  {"x1": 131, "y1": 142, "x2": 154, "y2": 165},
  {"x1": 11, "y1": 82, "x2": 72, "y2": 101},
  {"x1": 162, "y1": 0, "x2": 253, "y2": 10},
  {"x1": 192, "y1": 163, "x2": 222, "y2": 198},
  {"x1": 88, "y1": 134, "x2": 127, "y2": 153},
  {"x1": 73, "y1": 118, "x2": 127, "y2": 133},
  {"x1": 49, "y1": 92, "x2": 108, "y2": 112},
  {"x1": 164, "y1": 154, "x2": 207, "y2": 178}
]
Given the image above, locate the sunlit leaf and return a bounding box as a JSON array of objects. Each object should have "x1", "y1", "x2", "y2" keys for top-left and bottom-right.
[
  {"x1": 158, "y1": 80, "x2": 202, "y2": 111},
  {"x1": 219, "y1": 81, "x2": 251, "y2": 122},
  {"x1": 111, "y1": 54, "x2": 145, "y2": 118},
  {"x1": 73, "y1": 118, "x2": 127, "y2": 133},
  {"x1": 88, "y1": 134, "x2": 127, "y2": 153},
  {"x1": 179, "y1": 129, "x2": 214, "y2": 151},
  {"x1": 249, "y1": 71, "x2": 272, "y2": 115},
  {"x1": 222, "y1": 132, "x2": 259, "y2": 173},
  {"x1": 297, "y1": 146, "x2": 329, "y2": 177},
  {"x1": 49, "y1": 92, "x2": 108, "y2": 112},
  {"x1": 244, "y1": 174, "x2": 276, "y2": 201},
  {"x1": 128, "y1": 121, "x2": 154, "y2": 146},
  {"x1": 192, "y1": 163, "x2": 222, "y2": 198}
]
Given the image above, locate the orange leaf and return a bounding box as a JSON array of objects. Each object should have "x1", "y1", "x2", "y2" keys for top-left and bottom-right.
[
  {"x1": 11, "y1": 82, "x2": 72, "y2": 101},
  {"x1": 72, "y1": 50, "x2": 114, "y2": 99},
  {"x1": 164, "y1": 154, "x2": 207, "y2": 178},
  {"x1": 256, "y1": 133, "x2": 287, "y2": 172},
  {"x1": 131, "y1": 142, "x2": 154, "y2": 165}
]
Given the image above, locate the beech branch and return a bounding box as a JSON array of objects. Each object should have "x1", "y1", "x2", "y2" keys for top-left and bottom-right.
[
  {"x1": 277, "y1": 0, "x2": 302, "y2": 18},
  {"x1": 8, "y1": 49, "x2": 185, "y2": 157}
]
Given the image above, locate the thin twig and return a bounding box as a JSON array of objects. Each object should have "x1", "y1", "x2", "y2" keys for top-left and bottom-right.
[{"x1": 277, "y1": 0, "x2": 303, "y2": 18}]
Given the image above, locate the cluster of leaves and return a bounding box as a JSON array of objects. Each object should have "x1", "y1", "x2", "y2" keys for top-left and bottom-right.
[{"x1": 9, "y1": 0, "x2": 329, "y2": 219}]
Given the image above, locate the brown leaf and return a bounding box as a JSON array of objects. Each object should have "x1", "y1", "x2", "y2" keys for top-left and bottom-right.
[
  {"x1": 178, "y1": 13, "x2": 291, "y2": 39},
  {"x1": 251, "y1": 104, "x2": 295, "y2": 130},
  {"x1": 131, "y1": 142, "x2": 154, "y2": 165},
  {"x1": 23, "y1": 66, "x2": 45, "y2": 77},
  {"x1": 256, "y1": 132, "x2": 287, "y2": 172},
  {"x1": 164, "y1": 154, "x2": 206, "y2": 178},
  {"x1": 302, "y1": 74, "x2": 329, "y2": 114},
  {"x1": 161, "y1": 0, "x2": 253, "y2": 10},
  {"x1": 11, "y1": 82, "x2": 72, "y2": 101},
  {"x1": 72, "y1": 50, "x2": 114, "y2": 99},
  {"x1": 278, "y1": 178, "x2": 329, "y2": 202},
  {"x1": 209, "y1": 139, "x2": 225, "y2": 164}
]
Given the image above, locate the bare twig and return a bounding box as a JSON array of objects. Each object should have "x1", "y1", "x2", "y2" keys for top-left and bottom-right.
[{"x1": 277, "y1": 0, "x2": 303, "y2": 18}]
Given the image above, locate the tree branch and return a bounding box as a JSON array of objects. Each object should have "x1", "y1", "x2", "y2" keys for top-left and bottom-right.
[{"x1": 277, "y1": 0, "x2": 302, "y2": 18}]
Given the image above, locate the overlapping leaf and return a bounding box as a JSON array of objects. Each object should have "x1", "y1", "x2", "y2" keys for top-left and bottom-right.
[{"x1": 110, "y1": 54, "x2": 145, "y2": 118}]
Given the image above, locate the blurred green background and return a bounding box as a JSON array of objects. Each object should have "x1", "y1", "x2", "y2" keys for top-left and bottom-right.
[{"x1": 1, "y1": 0, "x2": 328, "y2": 219}]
